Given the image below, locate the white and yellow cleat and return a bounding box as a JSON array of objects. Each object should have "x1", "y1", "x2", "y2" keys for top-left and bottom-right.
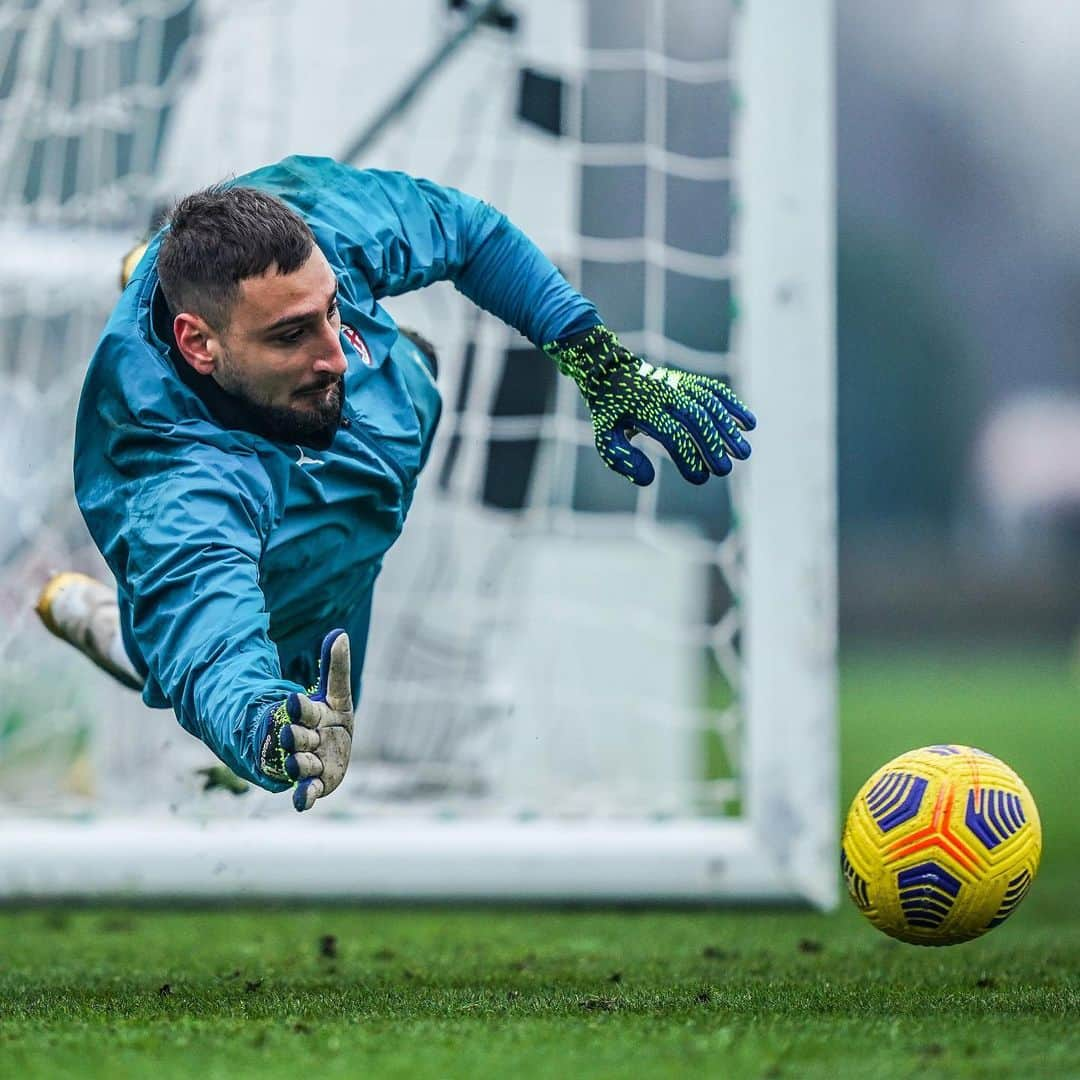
[{"x1": 35, "y1": 572, "x2": 144, "y2": 691}]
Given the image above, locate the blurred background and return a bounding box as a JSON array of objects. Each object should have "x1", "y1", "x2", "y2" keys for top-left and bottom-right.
[{"x1": 838, "y1": 0, "x2": 1080, "y2": 645}]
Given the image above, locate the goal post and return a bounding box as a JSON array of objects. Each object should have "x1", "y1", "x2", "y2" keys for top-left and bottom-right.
[
  {"x1": 0, "y1": 0, "x2": 835, "y2": 906},
  {"x1": 740, "y1": 0, "x2": 838, "y2": 909}
]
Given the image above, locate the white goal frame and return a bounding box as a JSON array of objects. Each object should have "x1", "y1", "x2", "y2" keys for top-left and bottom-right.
[{"x1": 0, "y1": 0, "x2": 835, "y2": 906}]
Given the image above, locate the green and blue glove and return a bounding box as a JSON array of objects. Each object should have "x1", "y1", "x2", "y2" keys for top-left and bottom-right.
[
  {"x1": 259, "y1": 629, "x2": 354, "y2": 812},
  {"x1": 544, "y1": 324, "x2": 756, "y2": 486}
]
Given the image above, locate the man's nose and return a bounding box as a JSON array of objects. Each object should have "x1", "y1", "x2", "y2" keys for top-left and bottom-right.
[{"x1": 313, "y1": 325, "x2": 348, "y2": 376}]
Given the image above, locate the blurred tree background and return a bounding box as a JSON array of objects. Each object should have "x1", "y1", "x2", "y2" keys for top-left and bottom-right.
[{"x1": 838, "y1": 0, "x2": 1080, "y2": 644}]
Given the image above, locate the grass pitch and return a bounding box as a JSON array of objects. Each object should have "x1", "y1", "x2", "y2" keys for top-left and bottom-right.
[{"x1": 1, "y1": 648, "x2": 1077, "y2": 1079}]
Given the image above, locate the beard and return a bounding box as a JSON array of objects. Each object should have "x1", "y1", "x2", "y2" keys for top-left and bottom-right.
[
  {"x1": 215, "y1": 350, "x2": 344, "y2": 447},
  {"x1": 247, "y1": 379, "x2": 344, "y2": 446}
]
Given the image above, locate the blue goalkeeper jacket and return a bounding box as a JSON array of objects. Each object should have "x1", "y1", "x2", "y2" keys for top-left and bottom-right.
[{"x1": 74, "y1": 155, "x2": 598, "y2": 790}]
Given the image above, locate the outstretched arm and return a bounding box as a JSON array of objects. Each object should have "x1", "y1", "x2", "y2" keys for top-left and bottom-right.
[{"x1": 77, "y1": 448, "x2": 301, "y2": 792}]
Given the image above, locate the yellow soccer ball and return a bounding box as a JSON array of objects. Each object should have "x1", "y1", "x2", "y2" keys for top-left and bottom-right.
[{"x1": 841, "y1": 745, "x2": 1041, "y2": 945}]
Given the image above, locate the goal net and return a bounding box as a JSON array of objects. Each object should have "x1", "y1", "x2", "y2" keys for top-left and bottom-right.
[{"x1": 0, "y1": 0, "x2": 835, "y2": 905}]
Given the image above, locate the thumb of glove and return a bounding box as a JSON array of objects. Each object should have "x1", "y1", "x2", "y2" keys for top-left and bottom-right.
[{"x1": 309, "y1": 628, "x2": 353, "y2": 715}]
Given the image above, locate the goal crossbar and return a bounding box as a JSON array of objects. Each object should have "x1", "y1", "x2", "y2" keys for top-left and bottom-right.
[{"x1": 1, "y1": 818, "x2": 817, "y2": 904}]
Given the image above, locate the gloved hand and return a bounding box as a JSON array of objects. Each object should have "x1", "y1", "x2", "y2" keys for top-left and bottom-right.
[
  {"x1": 544, "y1": 324, "x2": 756, "y2": 486},
  {"x1": 259, "y1": 629, "x2": 354, "y2": 812}
]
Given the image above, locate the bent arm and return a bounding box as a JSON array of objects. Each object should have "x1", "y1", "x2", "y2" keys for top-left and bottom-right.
[
  {"x1": 255, "y1": 156, "x2": 600, "y2": 346},
  {"x1": 365, "y1": 170, "x2": 601, "y2": 344}
]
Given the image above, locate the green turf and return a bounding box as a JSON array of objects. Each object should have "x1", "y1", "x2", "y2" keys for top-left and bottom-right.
[{"x1": 1, "y1": 648, "x2": 1077, "y2": 1079}]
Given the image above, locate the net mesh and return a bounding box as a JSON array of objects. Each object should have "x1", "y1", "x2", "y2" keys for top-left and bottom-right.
[
  {"x1": 0, "y1": 0, "x2": 745, "y2": 820},
  {"x1": 0, "y1": 0, "x2": 199, "y2": 812}
]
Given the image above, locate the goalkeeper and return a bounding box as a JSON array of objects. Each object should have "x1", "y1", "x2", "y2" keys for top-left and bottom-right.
[{"x1": 36, "y1": 155, "x2": 755, "y2": 812}]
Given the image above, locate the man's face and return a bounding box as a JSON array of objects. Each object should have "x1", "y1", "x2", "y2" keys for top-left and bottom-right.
[{"x1": 211, "y1": 245, "x2": 348, "y2": 442}]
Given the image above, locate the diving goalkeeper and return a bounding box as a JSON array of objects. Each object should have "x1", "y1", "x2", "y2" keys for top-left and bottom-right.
[{"x1": 36, "y1": 155, "x2": 755, "y2": 811}]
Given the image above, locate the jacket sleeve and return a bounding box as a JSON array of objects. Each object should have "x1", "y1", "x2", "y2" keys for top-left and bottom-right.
[
  {"x1": 270, "y1": 157, "x2": 600, "y2": 346},
  {"x1": 101, "y1": 449, "x2": 301, "y2": 790}
]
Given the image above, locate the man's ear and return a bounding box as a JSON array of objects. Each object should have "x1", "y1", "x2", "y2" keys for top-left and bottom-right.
[{"x1": 173, "y1": 312, "x2": 220, "y2": 376}]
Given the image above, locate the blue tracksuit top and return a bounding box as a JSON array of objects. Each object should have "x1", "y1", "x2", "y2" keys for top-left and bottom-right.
[{"x1": 74, "y1": 155, "x2": 599, "y2": 791}]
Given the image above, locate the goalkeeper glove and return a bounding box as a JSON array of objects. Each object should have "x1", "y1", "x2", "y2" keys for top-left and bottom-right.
[
  {"x1": 259, "y1": 629, "x2": 353, "y2": 812},
  {"x1": 544, "y1": 324, "x2": 756, "y2": 486}
]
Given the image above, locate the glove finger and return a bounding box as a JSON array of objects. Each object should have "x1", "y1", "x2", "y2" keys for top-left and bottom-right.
[
  {"x1": 279, "y1": 723, "x2": 320, "y2": 753},
  {"x1": 286, "y1": 691, "x2": 323, "y2": 729},
  {"x1": 716, "y1": 409, "x2": 753, "y2": 459},
  {"x1": 310, "y1": 629, "x2": 344, "y2": 700},
  {"x1": 703, "y1": 379, "x2": 757, "y2": 432},
  {"x1": 293, "y1": 776, "x2": 323, "y2": 812},
  {"x1": 596, "y1": 426, "x2": 655, "y2": 486},
  {"x1": 666, "y1": 402, "x2": 733, "y2": 477},
  {"x1": 632, "y1": 415, "x2": 709, "y2": 486},
  {"x1": 686, "y1": 385, "x2": 752, "y2": 460},
  {"x1": 285, "y1": 751, "x2": 323, "y2": 780},
  {"x1": 324, "y1": 631, "x2": 353, "y2": 716}
]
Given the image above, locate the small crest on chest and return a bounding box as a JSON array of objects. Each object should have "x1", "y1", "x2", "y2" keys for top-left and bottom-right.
[{"x1": 342, "y1": 323, "x2": 374, "y2": 367}]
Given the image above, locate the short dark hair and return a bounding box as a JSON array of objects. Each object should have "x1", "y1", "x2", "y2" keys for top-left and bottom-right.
[{"x1": 157, "y1": 185, "x2": 315, "y2": 329}]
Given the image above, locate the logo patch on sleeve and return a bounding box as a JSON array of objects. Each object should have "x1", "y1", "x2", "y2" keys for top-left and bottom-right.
[{"x1": 342, "y1": 324, "x2": 374, "y2": 367}]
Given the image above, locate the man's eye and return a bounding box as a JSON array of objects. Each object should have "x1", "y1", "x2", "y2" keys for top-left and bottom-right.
[
  {"x1": 328, "y1": 299, "x2": 339, "y2": 319},
  {"x1": 277, "y1": 327, "x2": 305, "y2": 345}
]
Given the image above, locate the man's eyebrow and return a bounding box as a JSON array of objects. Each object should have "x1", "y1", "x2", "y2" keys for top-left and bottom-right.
[{"x1": 260, "y1": 286, "x2": 339, "y2": 335}]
